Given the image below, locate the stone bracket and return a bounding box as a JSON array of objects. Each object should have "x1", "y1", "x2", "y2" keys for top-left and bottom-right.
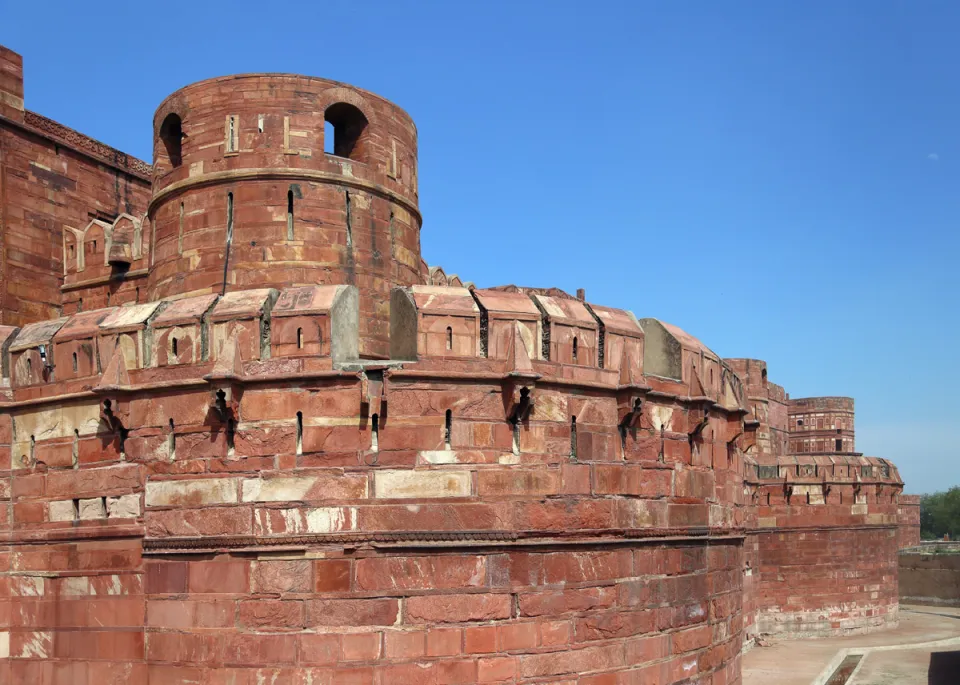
[
  {"x1": 616, "y1": 385, "x2": 647, "y2": 431},
  {"x1": 361, "y1": 369, "x2": 389, "y2": 417},
  {"x1": 503, "y1": 374, "x2": 536, "y2": 424}
]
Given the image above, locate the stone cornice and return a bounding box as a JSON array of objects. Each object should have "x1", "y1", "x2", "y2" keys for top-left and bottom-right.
[
  {"x1": 149, "y1": 167, "x2": 422, "y2": 225},
  {"x1": 0, "y1": 110, "x2": 152, "y2": 180}
]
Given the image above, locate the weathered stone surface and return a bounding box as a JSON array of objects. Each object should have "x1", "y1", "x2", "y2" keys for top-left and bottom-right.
[
  {"x1": 374, "y1": 470, "x2": 472, "y2": 499},
  {"x1": 0, "y1": 44, "x2": 910, "y2": 685}
]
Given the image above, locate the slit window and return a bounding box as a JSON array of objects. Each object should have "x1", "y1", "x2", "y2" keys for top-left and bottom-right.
[
  {"x1": 446, "y1": 326, "x2": 453, "y2": 351},
  {"x1": 444, "y1": 409, "x2": 452, "y2": 450},
  {"x1": 324, "y1": 102, "x2": 369, "y2": 160},
  {"x1": 297, "y1": 327, "x2": 304, "y2": 349},
  {"x1": 371, "y1": 413, "x2": 380, "y2": 452},
  {"x1": 72, "y1": 352, "x2": 78, "y2": 373},
  {"x1": 159, "y1": 113, "x2": 183, "y2": 168},
  {"x1": 296, "y1": 411, "x2": 303, "y2": 455},
  {"x1": 287, "y1": 189, "x2": 295, "y2": 240},
  {"x1": 572, "y1": 337, "x2": 578, "y2": 363},
  {"x1": 225, "y1": 115, "x2": 238, "y2": 153},
  {"x1": 570, "y1": 416, "x2": 578, "y2": 459},
  {"x1": 171, "y1": 337, "x2": 178, "y2": 357}
]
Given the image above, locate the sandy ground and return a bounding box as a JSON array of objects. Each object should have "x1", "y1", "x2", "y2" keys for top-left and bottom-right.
[{"x1": 742, "y1": 605, "x2": 960, "y2": 685}]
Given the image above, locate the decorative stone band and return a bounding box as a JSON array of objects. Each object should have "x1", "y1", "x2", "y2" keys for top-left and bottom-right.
[
  {"x1": 0, "y1": 110, "x2": 153, "y2": 179},
  {"x1": 142, "y1": 530, "x2": 747, "y2": 552},
  {"x1": 148, "y1": 167, "x2": 422, "y2": 225}
]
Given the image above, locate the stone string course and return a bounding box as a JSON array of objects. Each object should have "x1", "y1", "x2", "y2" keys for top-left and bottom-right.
[{"x1": 0, "y1": 43, "x2": 912, "y2": 684}]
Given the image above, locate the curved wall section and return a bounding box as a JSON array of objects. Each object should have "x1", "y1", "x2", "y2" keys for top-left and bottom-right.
[{"x1": 148, "y1": 74, "x2": 422, "y2": 358}]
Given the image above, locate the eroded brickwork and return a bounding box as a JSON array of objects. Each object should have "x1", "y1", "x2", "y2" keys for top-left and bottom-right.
[{"x1": 0, "y1": 43, "x2": 916, "y2": 683}]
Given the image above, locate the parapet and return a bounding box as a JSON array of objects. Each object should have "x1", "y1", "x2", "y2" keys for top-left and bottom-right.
[{"x1": 0, "y1": 286, "x2": 359, "y2": 390}]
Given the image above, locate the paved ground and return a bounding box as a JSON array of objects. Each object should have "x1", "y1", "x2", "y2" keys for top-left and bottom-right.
[{"x1": 742, "y1": 605, "x2": 960, "y2": 685}]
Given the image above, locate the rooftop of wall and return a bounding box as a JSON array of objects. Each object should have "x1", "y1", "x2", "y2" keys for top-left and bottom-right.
[
  {"x1": 659, "y1": 321, "x2": 719, "y2": 360},
  {"x1": 789, "y1": 396, "x2": 854, "y2": 412},
  {"x1": 153, "y1": 73, "x2": 416, "y2": 131}
]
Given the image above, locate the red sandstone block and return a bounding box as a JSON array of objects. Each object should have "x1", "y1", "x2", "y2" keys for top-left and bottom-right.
[
  {"x1": 465, "y1": 624, "x2": 497, "y2": 653},
  {"x1": 235, "y1": 424, "x2": 297, "y2": 456},
  {"x1": 299, "y1": 633, "x2": 339, "y2": 665},
  {"x1": 539, "y1": 619, "x2": 572, "y2": 646},
  {"x1": 45, "y1": 464, "x2": 141, "y2": 498},
  {"x1": 438, "y1": 659, "x2": 478, "y2": 684},
  {"x1": 498, "y1": 622, "x2": 538, "y2": 651},
  {"x1": 593, "y1": 464, "x2": 641, "y2": 495},
  {"x1": 305, "y1": 598, "x2": 399, "y2": 626},
  {"x1": 427, "y1": 627, "x2": 462, "y2": 656},
  {"x1": 405, "y1": 593, "x2": 512, "y2": 624},
  {"x1": 543, "y1": 550, "x2": 633, "y2": 584},
  {"x1": 575, "y1": 608, "x2": 655, "y2": 642},
  {"x1": 340, "y1": 632, "x2": 381, "y2": 661},
  {"x1": 638, "y1": 468, "x2": 674, "y2": 497},
  {"x1": 88, "y1": 597, "x2": 145, "y2": 627},
  {"x1": 478, "y1": 656, "x2": 517, "y2": 682},
  {"x1": 314, "y1": 558, "x2": 352, "y2": 592},
  {"x1": 477, "y1": 469, "x2": 560, "y2": 497},
  {"x1": 519, "y1": 587, "x2": 616, "y2": 617},
  {"x1": 35, "y1": 439, "x2": 73, "y2": 468},
  {"x1": 355, "y1": 555, "x2": 486, "y2": 592},
  {"x1": 147, "y1": 599, "x2": 235, "y2": 628},
  {"x1": 560, "y1": 463, "x2": 591, "y2": 495},
  {"x1": 667, "y1": 503, "x2": 709, "y2": 528},
  {"x1": 14, "y1": 501, "x2": 45, "y2": 524},
  {"x1": 625, "y1": 633, "x2": 670, "y2": 664},
  {"x1": 384, "y1": 630, "x2": 426, "y2": 659},
  {"x1": 520, "y1": 643, "x2": 625, "y2": 678},
  {"x1": 221, "y1": 633, "x2": 297, "y2": 666},
  {"x1": 146, "y1": 507, "x2": 254, "y2": 537},
  {"x1": 239, "y1": 599, "x2": 305, "y2": 629},
  {"x1": 254, "y1": 559, "x2": 314, "y2": 594},
  {"x1": 188, "y1": 559, "x2": 250, "y2": 594}
]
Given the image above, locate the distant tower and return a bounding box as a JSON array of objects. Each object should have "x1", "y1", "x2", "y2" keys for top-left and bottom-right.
[
  {"x1": 148, "y1": 74, "x2": 422, "y2": 358},
  {"x1": 788, "y1": 396, "x2": 855, "y2": 454}
]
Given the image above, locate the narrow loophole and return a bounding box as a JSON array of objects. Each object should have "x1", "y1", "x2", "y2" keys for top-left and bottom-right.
[
  {"x1": 570, "y1": 416, "x2": 578, "y2": 460},
  {"x1": 572, "y1": 337, "x2": 578, "y2": 364},
  {"x1": 297, "y1": 327, "x2": 304, "y2": 349},
  {"x1": 446, "y1": 326, "x2": 453, "y2": 351},
  {"x1": 444, "y1": 409, "x2": 452, "y2": 450},
  {"x1": 287, "y1": 189, "x2": 295, "y2": 241},
  {"x1": 171, "y1": 337, "x2": 179, "y2": 357},
  {"x1": 296, "y1": 411, "x2": 303, "y2": 455},
  {"x1": 371, "y1": 413, "x2": 380, "y2": 452},
  {"x1": 72, "y1": 352, "x2": 78, "y2": 373},
  {"x1": 168, "y1": 419, "x2": 176, "y2": 461}
]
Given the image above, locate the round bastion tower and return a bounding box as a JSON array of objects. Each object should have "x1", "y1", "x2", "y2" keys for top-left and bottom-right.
[{"x1": 148, "y1": 74, "x2": 422, "y2": 358}]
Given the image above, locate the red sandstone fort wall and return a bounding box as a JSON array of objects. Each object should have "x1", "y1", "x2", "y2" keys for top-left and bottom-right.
[
  {"x1": 0, "y1": 41, "x2": 921, "y2": 683},
  {"x1": 898, "y1": 494, "x2": 921, "y2": 549},
  {"x1": 0, "y1": 47, "x2": 151, "y2": 328}
]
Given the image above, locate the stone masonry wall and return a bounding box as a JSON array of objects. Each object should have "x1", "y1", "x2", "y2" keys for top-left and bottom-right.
[
  {"x1": 0, "y1": 46, "x2": 151, "y2": 328},
  {"x1": 0, "y1": 43, "x2": 916, "y2": 683}
]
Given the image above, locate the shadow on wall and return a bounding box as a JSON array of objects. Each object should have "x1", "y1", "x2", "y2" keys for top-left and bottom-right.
[{"x1": 929, "y1": 650, "x2": 960, "y2": 685}]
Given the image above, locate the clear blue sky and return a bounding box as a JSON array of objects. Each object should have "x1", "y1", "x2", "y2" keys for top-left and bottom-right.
[{"x1": 2, "y1": 1, "x2": 957, "y2": 493}]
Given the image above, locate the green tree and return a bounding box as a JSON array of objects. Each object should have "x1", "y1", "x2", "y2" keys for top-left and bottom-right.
[{"x1": 920, "y1": 486, "x2": 960, "y2": 540}]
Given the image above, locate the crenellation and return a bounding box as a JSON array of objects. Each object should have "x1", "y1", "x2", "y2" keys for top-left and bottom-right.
[{"x1": 0, "y1": 43, "x2": 915, "y2": 684}]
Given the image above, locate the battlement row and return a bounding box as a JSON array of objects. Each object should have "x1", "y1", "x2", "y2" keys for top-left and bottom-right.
[{"x1": 0, "y1": 283, "x2": 736, "y2": 400}]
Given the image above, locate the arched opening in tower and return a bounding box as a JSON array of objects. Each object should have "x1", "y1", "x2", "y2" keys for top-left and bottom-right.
[
  {"x1": 324, "y1": 102, "x2": 369, "y2": 161},
  {"x1": 159, "y1": 113, "x2": 183, "y2": 168}
]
